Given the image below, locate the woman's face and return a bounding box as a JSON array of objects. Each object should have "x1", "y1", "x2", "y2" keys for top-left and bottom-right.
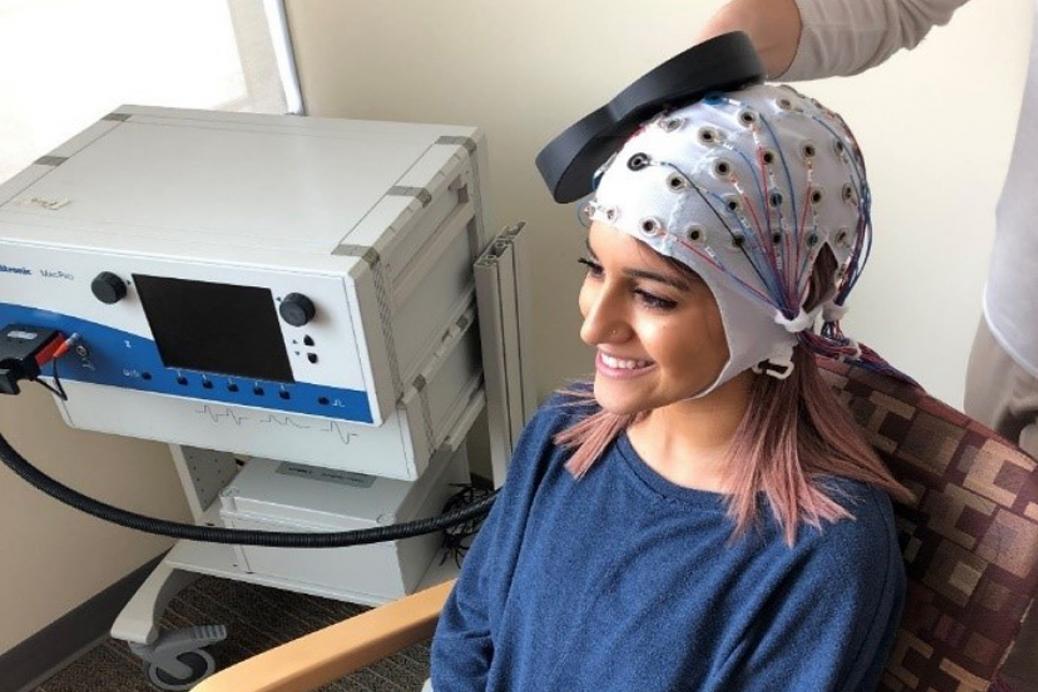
[{"x1": 578, "y1": 222, "x2": 730, "y2": 415}]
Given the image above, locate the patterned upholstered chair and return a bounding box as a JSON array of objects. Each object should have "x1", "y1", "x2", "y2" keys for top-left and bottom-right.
[
  {"x1": 819, "y1": 359, "x2": 1038, "y2": 691},
  {"x1": 195, "y1": 359, "x2": 1038, "y2": 692}
]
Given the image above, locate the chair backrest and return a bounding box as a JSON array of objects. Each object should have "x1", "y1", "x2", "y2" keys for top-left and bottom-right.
[{"x1": 819, "y1": 358, "x2": 1038, "y2": 692}]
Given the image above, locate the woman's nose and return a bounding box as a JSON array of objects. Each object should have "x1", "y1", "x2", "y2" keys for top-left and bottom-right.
[{"x1": 579, "y1": 287, "x2": 630, "y2": 346}]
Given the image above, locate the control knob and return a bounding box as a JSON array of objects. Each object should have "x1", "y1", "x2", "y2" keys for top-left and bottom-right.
[
  {"x1": 279, "y1": 293, "x2": 316, "y2": 327},
  {"x1": 91, "y1": 272, "x2": 127, "y2": 304}
]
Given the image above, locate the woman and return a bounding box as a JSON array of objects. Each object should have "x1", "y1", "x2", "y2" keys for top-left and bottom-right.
[{"x1": 430, "y1": 83, "x2": 912, "y2": 691}]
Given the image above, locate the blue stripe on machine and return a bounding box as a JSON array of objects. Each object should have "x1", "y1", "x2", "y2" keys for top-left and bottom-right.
[{"x1": 0, "y1": 303, "x2": 373, "y2": 423}]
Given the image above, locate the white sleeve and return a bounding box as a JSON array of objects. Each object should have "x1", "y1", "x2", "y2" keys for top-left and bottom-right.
[{"x1": 780, "y1": 0, "x2": 972, "y2": 80}]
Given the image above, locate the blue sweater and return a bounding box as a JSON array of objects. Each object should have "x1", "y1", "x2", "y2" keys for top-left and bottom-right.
[{"x1": 431, "y1": 394, "x2": 905, "y2": 691}]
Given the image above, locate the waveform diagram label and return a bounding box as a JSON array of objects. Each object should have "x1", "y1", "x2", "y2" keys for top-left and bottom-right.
[{"x1": 193, "y1": 404, "x2": 361, "y2": 446}]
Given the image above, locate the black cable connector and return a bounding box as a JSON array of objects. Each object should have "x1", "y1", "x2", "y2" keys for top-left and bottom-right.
[{"x1": 0, "y1": 324, "x2": 62, "y2": 395}]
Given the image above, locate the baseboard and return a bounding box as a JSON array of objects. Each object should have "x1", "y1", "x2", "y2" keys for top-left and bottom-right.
[{"x1": 0, "y1": 553, "x2": 165, "y2": 692}]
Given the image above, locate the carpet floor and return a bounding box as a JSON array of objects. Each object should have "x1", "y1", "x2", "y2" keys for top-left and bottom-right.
[{"x1": 33, "y1": 575, "x2": 431, "y2": 692}]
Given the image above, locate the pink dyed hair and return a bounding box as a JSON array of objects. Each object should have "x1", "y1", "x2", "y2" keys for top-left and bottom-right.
[{"x1": 553, "y1": 247, "x2": 914, "y2": 545}]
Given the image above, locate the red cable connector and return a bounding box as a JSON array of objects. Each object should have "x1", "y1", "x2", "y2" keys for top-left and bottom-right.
[{"x1": 34, "y1": 332, "x2": 80, "y2": 366}]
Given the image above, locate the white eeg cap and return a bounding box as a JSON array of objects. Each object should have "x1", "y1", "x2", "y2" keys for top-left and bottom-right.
[{"x1": 585, "y1": 83, "x2": 870, "y2": 397}]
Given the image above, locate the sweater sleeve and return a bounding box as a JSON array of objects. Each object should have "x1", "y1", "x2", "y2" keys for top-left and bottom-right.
[
  {"x1": 707, "y1": 488, "x2": 905, "y2": 691},
  {"x1": 781, "y1": 0, "x2": 971, "y2": 80},
  {"x1": 427, "y1": 492, "x2": 501, "y2": 691},
  {"x1": 429, "y1": 394, "x2": 580, "y2": 691}
]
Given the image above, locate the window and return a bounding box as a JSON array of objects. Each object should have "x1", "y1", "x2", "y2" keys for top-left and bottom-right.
[{"x1": 0, "y1": 0, "x2": 289, "y2": 181}]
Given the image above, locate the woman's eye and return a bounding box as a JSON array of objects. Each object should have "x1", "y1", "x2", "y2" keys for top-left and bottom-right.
[
  {"x1": 578, "y1": 257, "x2": 676, "y2": 310},
  {"x1": 635, "y1": 290, "x2": 677, "y2": 310},
  {"x1": 577, "y1": 257, "x2": 603, "y2": 277}
]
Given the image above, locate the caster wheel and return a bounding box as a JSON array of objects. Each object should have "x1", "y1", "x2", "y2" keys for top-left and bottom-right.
[{"x1": 144, "y1": 648, "x2": 216, "y2": 691}]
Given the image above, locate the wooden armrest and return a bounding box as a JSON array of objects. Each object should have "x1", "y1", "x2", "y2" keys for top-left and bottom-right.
[{"x1": 192, "y1": 579, "x2": 455, "y2": 692}]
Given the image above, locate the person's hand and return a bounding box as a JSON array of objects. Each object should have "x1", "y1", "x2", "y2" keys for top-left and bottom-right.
[{"x1": 696, "y1": 0, "x2": 802, "y2": 78}]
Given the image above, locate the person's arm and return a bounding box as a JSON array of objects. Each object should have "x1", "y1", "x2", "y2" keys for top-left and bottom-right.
[
  {"x1": 430, "y1": 396, "x2": 576, "y2": 690},
  {"x1": 429, "y1": 489, "x2": 504, "y2": 690},
  {"x1": 696, "y1": 0, "x2": 803, "y2": 78},
  {"x1": 696, "y1": 0, "x2": 971, "y2": 80}
]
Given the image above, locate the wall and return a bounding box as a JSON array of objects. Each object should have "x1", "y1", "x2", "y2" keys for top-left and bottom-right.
[{"x1": 0, "y1": 387, "x2": 188, "y2": 654}]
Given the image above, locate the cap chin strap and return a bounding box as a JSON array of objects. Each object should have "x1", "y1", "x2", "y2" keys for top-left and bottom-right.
[
  {"x1": 748, "y1": 305, "x2": 824, "y2": 381},
  {"x1": 752, "y1": 357, "x2": 795, "y2": 380},
  {"x1": 751, "y1": 344, "x2": 796, "y2": 380},
  {"x1": 694, "y1": 334, "x2": 798, "y2": 401}
]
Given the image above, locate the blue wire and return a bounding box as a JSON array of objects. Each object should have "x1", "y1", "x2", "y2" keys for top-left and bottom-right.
[
  {"x1": 702, "y1": 189, "x2": 786, "y2": 302},
  {"x1": 758, "y1": 113, "x2": 799, "y2": 238}
]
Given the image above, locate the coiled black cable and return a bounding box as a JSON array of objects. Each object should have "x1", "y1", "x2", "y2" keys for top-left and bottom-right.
[{"x1": 0, "y1": 431, "x2": 497, "y2": 547}]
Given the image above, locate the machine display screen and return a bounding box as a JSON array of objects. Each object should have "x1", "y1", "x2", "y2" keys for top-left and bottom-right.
[{"x1": 133, "y1": 275, "x2": 294, "y2": 383}]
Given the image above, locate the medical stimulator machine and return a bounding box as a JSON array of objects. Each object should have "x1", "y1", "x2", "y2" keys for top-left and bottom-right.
[{"x1": 0, "y1": 106, "x2": 536, "y2": 688}]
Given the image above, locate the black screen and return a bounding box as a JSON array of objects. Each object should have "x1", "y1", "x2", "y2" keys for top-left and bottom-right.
[{"x1": 133, "y1": 274, "x2": 294, "y2": 383}]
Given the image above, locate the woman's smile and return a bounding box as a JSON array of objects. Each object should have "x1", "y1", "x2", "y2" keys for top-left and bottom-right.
[{"x1": 596, "y1": 350, "x2": 658, "y2": 379}]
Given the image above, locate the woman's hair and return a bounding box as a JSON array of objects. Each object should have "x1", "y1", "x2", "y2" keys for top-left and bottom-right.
[{"x1": 553, "y1": 246, "x2": 914, "y2": 545}]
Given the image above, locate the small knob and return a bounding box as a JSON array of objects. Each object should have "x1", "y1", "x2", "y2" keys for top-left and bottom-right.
[
  {"x1": 91, "y1": 272, "x2": 127, "y2": 304},
  {"x1": 279, "y1": 293, "x2": 316, "y2": 327}
]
